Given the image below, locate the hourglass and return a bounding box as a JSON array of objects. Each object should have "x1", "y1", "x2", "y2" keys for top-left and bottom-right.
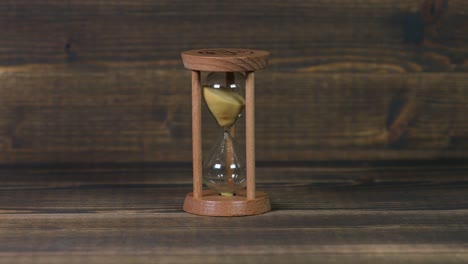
[{"x1": 181, "y1": 48, "x2": 271, "y2": 216}]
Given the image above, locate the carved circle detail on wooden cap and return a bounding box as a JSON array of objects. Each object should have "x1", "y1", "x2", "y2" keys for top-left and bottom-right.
[
  {"x1": 181, "y1": 48, "x2": 269, "y2": 72},
  {"x1": 197, "y1": 49, "x2": 255, "y2": 56}
]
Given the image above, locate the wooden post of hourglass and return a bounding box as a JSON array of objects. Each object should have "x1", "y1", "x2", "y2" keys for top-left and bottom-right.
[
  {"x1": 181, "y1": 48, "x2": 271, "y2": 216},
  {"x1": 245, "y1": 71, "x2": 256, "y2": 200},
  {"x1": 191, "y1": 70, "x2": 203, "y2": 200}
]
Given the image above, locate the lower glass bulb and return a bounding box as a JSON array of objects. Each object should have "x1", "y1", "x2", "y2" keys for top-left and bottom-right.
[{"x1": 203, "y1": 130, "x2": 246, "y2": 196}]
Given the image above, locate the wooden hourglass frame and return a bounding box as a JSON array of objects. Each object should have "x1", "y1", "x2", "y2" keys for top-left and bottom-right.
[{"x1": 181, "y1": 48, "x2": 271, "y2": 216}]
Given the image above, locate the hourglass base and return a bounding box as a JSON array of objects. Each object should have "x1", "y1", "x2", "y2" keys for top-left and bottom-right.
[{"x1": 183, "y1": 190, "x2": 271, "y2": 216}]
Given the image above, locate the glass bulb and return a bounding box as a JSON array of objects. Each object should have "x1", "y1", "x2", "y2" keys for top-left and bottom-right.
[
  {"x1": 202, "y1": 72, "x2": 247, "y2": 196},
  {"x1": 205, "y1": 72, "x2": 245, "y2": 93},
  {"x1": 203, "y1": 130, "x2": 246, "y2": 196},
  {"x1": 203, "y1": 72, "x2": 245, "y2": 129}
]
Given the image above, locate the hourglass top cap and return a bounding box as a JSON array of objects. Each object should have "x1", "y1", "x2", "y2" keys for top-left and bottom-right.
[{"x1": 181, "y1": 48, "x2": 269, "y2": 72}]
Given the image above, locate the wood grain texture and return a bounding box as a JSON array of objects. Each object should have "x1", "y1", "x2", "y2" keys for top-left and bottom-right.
[
  {"x1": 0, "y1": 67, "x2": 467, "y2": 163},
  {"x1": 183, "y1": 190, "x2": 270, "y2": 216},
  {"x1": 1, "y1": 165, "x2": 468, "y2": 212},
  {"x1": 0, "y1": 0, "x2": 466, "y2": 70},
  {"x1": 0, "y1": 165, "x2": 468, "y2": 263},
  {"x1": 0, "y1": 0, "x2": 467, "y2": 163},
  {"x1": 245, "y1": 72, "x2": 256, "y2": 199},
  {"x1": 181, "y1": 49, "x2": 269, "y2": 72},
  {"x1": 191, "y1": 71, "x2": 202, "y2": 199}
]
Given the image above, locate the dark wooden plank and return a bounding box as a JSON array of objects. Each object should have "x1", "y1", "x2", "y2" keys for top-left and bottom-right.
[
  {"x1": 0, "y1": 0, "x2": 466, "y2": 71},
  {"x1": 0, "y1": 211, "x2": 467, "y2": 263},
  {"x1": 1, "y1": 0, "x2": 467, "y2": 261},
  {"x1": 0, "y1": 252, "x2": 467, "y2": 264},
  {"x1": 0, "y1": 0, "x2": 467, "y2": 163},
  {"x1": 0, "y1": 67, "x2": 467, "y2": 163},
  {"x1": 1, "y1": 165, "x2": 467, "y2": 213},
  {"x1": 0, "y1": 166, "x2": 468, "y2": 263}
]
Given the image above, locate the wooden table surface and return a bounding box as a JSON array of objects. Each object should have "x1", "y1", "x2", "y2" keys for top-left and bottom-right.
[{"x1": 0, "y1": 164, "x2": 467, "y2": 263}]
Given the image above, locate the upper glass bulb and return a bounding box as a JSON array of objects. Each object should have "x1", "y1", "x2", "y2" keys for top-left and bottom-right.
[{"x1": 203, "y1": 72, "x2": 246, "y2": 129}]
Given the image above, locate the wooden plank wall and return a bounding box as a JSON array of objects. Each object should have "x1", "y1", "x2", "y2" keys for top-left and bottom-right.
[{"x1": 0, "y1": 0, "x2": 467, "y2": 164}]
